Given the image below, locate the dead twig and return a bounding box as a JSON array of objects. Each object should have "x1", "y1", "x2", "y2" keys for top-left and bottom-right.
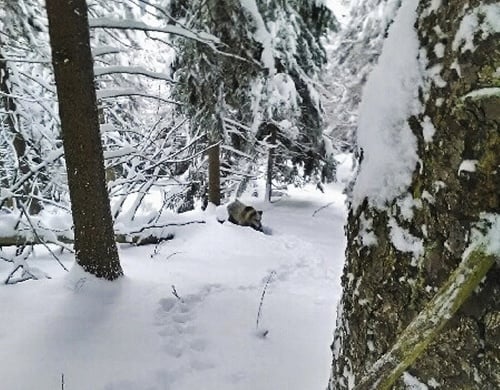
[
  {"x1": 312, "y1": 202, "x2": 334, "y2": 217},
  {"x1": 256, "y1": 271, "x2": 276, "y2": 337}
]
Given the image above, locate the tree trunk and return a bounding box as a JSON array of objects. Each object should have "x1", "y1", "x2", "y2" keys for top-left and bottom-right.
[
  {"x1": 0, "y1": 45, "x2": 16, "y2": 202},
  {"x1": 330, "y1": 1, "x2": 499, "y2": 389},
  {"x1": 207, "y1": 141, "x2": 221, "y2": 206},
  {"x1": 0, "y1": 41, "x2": 41, "y2": 214},
  {"x1": 46, "y1": 0, "x2": 122, "y2": 280},
  {"x1": 265, "y1": 124, "x2": 277, "y2": 203}
]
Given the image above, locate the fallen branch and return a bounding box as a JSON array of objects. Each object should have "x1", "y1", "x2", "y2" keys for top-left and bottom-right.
[
  {"x1": 4, "y1": 246, "x2": 51, "y2": 284},
  {"x1": 355, "y1": 245, "x2": 497, "y2": 390},
  {"x1": 0, "y1": 235, "x2": 72, "y2": 247},
  {"x1": 122, "y1": 220, "x2": 206, "y2": 235},
  {"x1": 115, "y1": 232, "x2": 175, "y2": 245},
  {"x1": 0, "y1": 221, "x2": 206, "y2": 248},
  {"x1": 20, "y1": 206, "x2": 69, "y2": 272}
]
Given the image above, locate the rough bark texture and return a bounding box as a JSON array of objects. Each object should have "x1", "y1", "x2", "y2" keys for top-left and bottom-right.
[
  {"x1": 330, "y1": 1, "x2": 499, "y2": 389},
  {"x1": 208, "y1": 141, "x2": 221, "y2": 206},
  {"x1": 46, "y1": 0, "x2": 122, "y2": 280},
  {"x1": 355, "y1": 248, "x2": 497, "y2": 390}
]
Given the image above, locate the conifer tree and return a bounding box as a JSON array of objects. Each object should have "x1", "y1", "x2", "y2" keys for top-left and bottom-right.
[
  {"x1": 46, "y1": 0, "x2": 122, "y2": 280},
  {"x1": 168, "y1": 0, "x2": 336, "y2": 204}
]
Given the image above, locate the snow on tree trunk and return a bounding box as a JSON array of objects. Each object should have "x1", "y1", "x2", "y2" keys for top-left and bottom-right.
[
  {"x1": 330, "y1": 0, "x2": 499, "y2": 389},
  {"x1": 265, "y1": 124, "x2": 277, "y2": 203},
  {"x1": 46, "y1": 0, "x2": 123, "y2": 280}
]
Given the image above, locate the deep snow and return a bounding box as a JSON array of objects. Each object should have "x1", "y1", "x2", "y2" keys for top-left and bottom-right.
[{"x1": 0, "y1": 173, "x2": 349, "y2": 390}]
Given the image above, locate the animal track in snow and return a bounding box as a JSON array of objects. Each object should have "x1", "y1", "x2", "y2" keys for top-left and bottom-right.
[
  {"x1": 154, "y1": 284, "x2": 224, "y2": 376},
  {"x1": 158, "y1": 297, "x2": 176, "y2": 312},
  {"x1": 189, "y1": 338, "x2": 207, "y2": 352}
]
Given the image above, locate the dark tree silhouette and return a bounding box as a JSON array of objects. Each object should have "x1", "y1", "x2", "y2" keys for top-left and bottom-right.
[{"x1": 46, "y1": 0, "x2": 122, "y2": 280}]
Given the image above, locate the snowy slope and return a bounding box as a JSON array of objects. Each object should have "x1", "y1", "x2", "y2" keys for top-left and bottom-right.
[{"x1": 0, "y1": 180, "x2": 347, "y2": 390}]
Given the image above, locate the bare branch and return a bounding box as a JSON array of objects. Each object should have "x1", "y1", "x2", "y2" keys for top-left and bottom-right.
[{"x1": 19, "y1": 205, "x2": 69, "y2": 272}]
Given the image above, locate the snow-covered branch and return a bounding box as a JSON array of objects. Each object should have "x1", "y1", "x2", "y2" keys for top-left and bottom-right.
[
  {"x1": 94, "y1": 66, "x2": 175, "y2": 83},
  {"x1": 89, "y1": 17, "x2": 220, "y2": 48},
  {"x1": 96, "y1": 88, "x2": 181, "y2": 104}
]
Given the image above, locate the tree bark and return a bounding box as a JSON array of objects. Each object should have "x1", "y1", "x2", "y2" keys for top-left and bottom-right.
[
  {"x1": 265, "y1": 123, "x2": 277, "y2": 203},
  {"x1": 46, "y1": 0, "x2": 122, "y2": 280},
  {"x1": 355, "y1": 247, "x2": 497, "y2": 390},
  {"x1": 207, "y1": 140, "x2": 221, "y2": 206},
  {"x1": 330, "y1": 1, "x2": 500, "y2": 389}
]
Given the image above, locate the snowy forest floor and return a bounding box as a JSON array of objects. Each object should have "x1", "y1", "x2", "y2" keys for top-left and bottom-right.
[{"x1": 0, "y1": 172, "x2": 349, "y2": 390}]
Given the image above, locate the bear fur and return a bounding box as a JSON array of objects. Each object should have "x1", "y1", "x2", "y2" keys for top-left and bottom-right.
[{"x1": 227, "y1": 199, "x2": 263, "y2": 232}]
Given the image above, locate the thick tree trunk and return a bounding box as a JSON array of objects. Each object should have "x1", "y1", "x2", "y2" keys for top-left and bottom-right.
[
  {"x1": 46, "y1": 0, "x2": 122, "y2": 280},
  {"x1": 355, "y1": 247, "x2": 497, "y2": 390},
  {"x1": 330, "y1": 1, "x2": 499, "y2": 389}
]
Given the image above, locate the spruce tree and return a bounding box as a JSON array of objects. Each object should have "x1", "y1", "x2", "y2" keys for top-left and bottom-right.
[
  {"x1": 168, "y1": 0, "x2": 336, "y2": 204},
  {"x1": 46, "y1": 0, "x2": 122, "y2": 280}
]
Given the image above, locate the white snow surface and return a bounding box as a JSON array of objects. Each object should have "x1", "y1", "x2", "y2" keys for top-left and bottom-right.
[
  {"x1": 0, "y1": 184, "x2": 347, "y2": 390},
  {"x1": 352, "y1": 0, "x2": 422, "y2": 209}
]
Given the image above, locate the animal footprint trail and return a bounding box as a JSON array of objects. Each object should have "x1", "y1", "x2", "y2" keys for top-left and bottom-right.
[
  {"x1": 260, "y1": 234, "x2": 328, "y2": 286},
  {"x1": 155, "y1": 286, "x2": 223, "y2": 373}
]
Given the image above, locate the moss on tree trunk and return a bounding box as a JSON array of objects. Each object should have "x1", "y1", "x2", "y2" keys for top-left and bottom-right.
[
  {"x1": 330, "y1": 1, "x2": 500, "y2": 389},
  {"x1": 355, "y1": 246, "x2": 497, "y2": 390}
]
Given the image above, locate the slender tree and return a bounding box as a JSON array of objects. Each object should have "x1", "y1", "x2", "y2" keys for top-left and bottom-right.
[
  {"x1": 330, "y1": 0, "x2": 499, "y2": 388},
  {"x1": 45, "y1": 0, "x2": 122, "y2": 280},
  {"x1": 0, "y1": 0, "x2": 60, "y2": 215}
]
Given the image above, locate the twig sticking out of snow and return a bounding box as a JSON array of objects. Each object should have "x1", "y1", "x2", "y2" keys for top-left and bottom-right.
[
  {"x1": 255, "y1": 271, "x2": 276, "y2": 337},
  {"x1": 171, "y1": 284, "x2": 182, "y2": 301},
  {"x1": 312, "y1": 202, "x2": 335, "y2": 217}
]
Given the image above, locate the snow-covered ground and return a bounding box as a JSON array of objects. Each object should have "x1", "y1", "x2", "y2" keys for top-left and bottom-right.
[{"x1": 0, "y1": 166, "x2": 350, "y2": 390}]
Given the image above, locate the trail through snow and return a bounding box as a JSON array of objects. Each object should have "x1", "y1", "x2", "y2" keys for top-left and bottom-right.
[{"x1": 0, "y1": 182, "x2": 347, "y2": 390}]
